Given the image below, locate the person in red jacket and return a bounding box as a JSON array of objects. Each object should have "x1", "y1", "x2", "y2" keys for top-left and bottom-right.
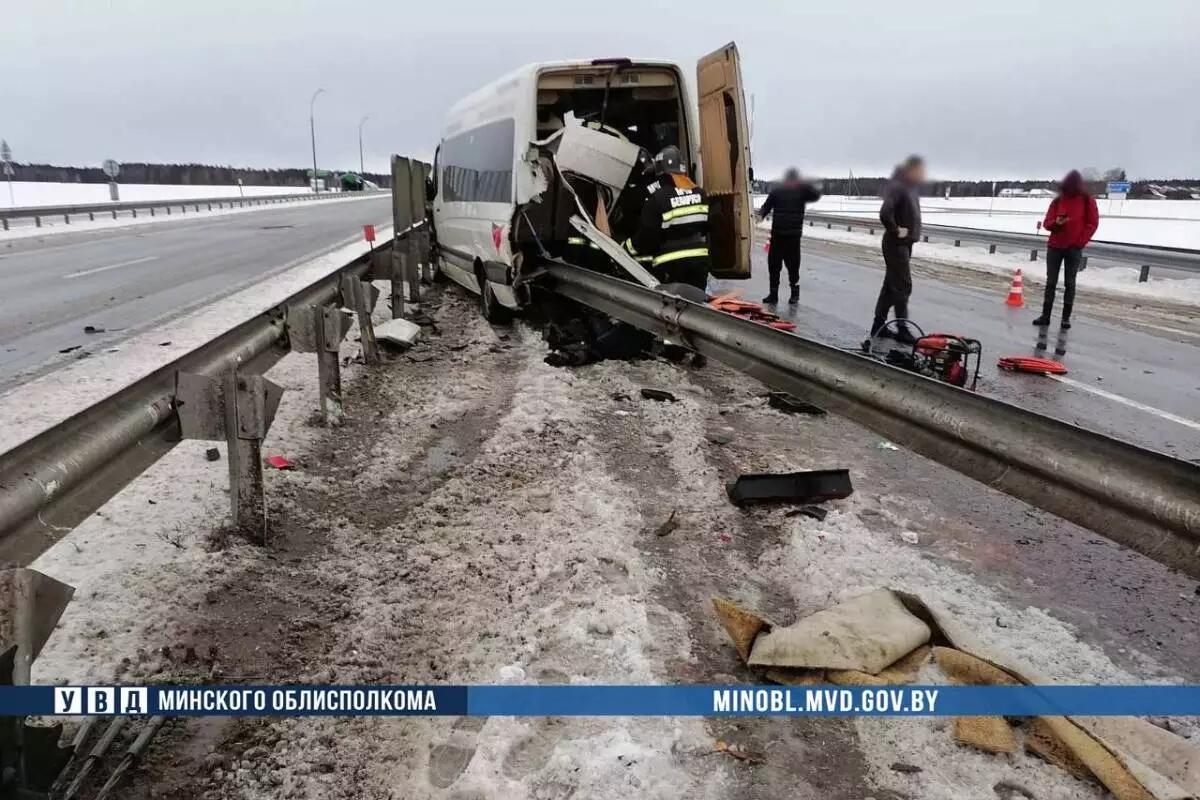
[{"x1": 1033, "y1": 170, "x2": 1099, "y2": 329}]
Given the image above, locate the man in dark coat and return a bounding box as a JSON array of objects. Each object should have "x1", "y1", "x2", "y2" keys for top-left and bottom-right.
[
  {"x1": 757, "y1": 167, "x2": 822, "y2": 304},
  {"x1": 871, "y1": 155, "x2": 925, "y2": 344}
]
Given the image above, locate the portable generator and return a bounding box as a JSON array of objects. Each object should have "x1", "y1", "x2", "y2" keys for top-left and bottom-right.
[{"x1": 866, "y1": 321, "x2": 983, "y2": 391}]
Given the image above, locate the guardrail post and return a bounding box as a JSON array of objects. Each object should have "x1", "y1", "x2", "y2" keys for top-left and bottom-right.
[
  {"x1": 419, "y1": 231, "x2": 433, "y2": 283},
  {"x1": 1, "y1": 219, "x2": 7, "y2": 231},
  {"x1": 954, "y1": 239, "x2": 961, "y2": 247},
  {"x1": 207, "y1": 203, "x2": 212, "y2": 211},
  {"x1": 406, "y1": 237, "x2": 421, "y2": 303},
  {"x1": 111, "y1": 210, "x2": 117, "y2": 219},
  {"x1": 1029, "y1": 249, "x2": 1038, "y2": 261},
  {"x1": 165, "y1": 206, "x2": 170, "y2": 215},
  {"x1": 88, "y1": 212, "x2": 95, "y2": 222},
  {"x1": 148, "y1": 208, "x2": 153, "y2": 217},
  {"x1": 64, "y1": 214, "x2": 70, "y2": 225},
  {"x1": 227, "y1": 371, "x2": 269, "y2": 539},
  {"x1": 988, "y1": 244, "x2": 997, "y2": 254},
  {"x1": 340, "y1": 275, "x2": 380, "y2": 364},
  {"x1": 180, "y1": 205, "x2": 186, "y2": 214},
  {"x1": 922, "y1": 235, "x2": 929, "y2": 243},
  {"x1": 868, "y1": 227, "x2": 874, "y2": 235},
  {"x1": 34, "y1": 216, "x2": 41, "y2": 227},
  {"x1": 1139, "y1": 265, "x2": 1150, "y2": 282},
  {"x1": 176, "y1": 368, "x2": 283, "y2": 543},
  {"x1": 826, "y1": 222, "x2": 832, "y2": 229},
  {"x1": 288, "y1": 304, "x2": 351, "y2": 426}
]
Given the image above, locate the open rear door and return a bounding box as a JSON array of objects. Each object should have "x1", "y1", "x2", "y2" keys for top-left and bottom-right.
[{"x1": 697, "y1": 42, "x2": 752, "y2": 279}]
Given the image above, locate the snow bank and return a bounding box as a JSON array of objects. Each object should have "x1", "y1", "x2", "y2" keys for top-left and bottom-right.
[
  {"x1": 754, "y1": 194, "x2": 1200, "y2": 249},
  {"x1": 784, "y1": 222, "x2": 1200, "y2": 307}
]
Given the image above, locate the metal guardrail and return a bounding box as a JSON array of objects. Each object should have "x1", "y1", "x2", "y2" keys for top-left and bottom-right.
[
  {"x1": 0, "y1": 189, "x2": 384, "y2": 231},
  {"x1": 0, "y1": 231, "x2": 420, "y2": 566},
  {"x1": 545, "y1": 263, "x2": 1200, "y2": 578},
  {"x1": 804, "y1": 211, "x2": 1200, "y2": 279}
]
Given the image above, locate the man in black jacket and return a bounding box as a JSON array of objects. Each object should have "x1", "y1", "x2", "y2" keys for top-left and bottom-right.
[
  {"x1": 871, "y1": 155, "x2": 925, "y2": 344},
  {"x1": 757, "y1": 168, "x2": 821, "y2": 304}
]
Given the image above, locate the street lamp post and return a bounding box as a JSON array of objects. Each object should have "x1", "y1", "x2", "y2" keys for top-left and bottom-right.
[
  {"x1": 310, "y1": 88, "x2": 325, "y2": 193},
  {"x1": 358, "y1": 115, "x2": 370, "y2": 178}
]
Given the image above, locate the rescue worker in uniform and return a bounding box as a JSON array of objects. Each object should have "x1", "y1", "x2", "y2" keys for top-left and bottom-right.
[{"x1": 626, "y1": 145, "x2": 711, "y2": 291}]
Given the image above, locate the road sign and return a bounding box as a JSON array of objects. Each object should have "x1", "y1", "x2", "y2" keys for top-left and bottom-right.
[
  {"x1": 102, "y1": 159, "x2": 120, "y2": 179},
  {"x1": 2, "y1": 163, "x2": 12, "y2": 177},
  {"x1": 0, "y1": 140, "x2": 11, "y2": 163},
  {"x1": 1106, "y1": 181, "x2": 1131, "y2": 194}
]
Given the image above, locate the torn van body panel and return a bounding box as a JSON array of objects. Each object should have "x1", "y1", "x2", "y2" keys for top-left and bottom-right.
[{"x1": 429, "y1": 45, "x2": 753, "y2": 312}]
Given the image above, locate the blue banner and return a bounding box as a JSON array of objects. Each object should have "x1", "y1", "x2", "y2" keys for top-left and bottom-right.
[{"x1": 3, "y1": 685, "x2": 1199, "y2": 717}]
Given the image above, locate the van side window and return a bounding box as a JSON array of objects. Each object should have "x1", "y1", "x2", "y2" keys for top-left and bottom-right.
[{"x1": 441, "y1": 118, "x2": 515, "y2": 203}]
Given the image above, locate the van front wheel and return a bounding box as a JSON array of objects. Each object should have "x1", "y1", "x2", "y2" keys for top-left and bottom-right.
[{"x1": 480, "y1": 280, "x2": 512, "y2": 324}]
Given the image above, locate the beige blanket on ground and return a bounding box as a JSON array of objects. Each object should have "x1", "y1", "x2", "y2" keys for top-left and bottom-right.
[{"x1": 713, "y1": 588, "x2": 1200, "y2": 800}]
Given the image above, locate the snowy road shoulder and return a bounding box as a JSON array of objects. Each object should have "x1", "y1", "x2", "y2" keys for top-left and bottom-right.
[{"x1": 28, "y1": 281, "x2": 1198, "y2": 800}]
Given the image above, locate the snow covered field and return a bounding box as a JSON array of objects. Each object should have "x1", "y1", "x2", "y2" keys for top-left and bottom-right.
[
  {"x1": 1, "y1": 180, "x2": 311, "y2": 209},
  {"x1": 755, "y1": 194, "x2": 1200, "y2": 250}
]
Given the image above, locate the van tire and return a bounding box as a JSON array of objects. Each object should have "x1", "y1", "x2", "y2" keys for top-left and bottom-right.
[{"x1": 480, "y1": 280, "x2": 512, "y2": 324}]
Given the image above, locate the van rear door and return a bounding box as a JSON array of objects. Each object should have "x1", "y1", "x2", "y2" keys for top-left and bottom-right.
[{"x1": 696, "y1": 42, "x2": 752, "y2": 279}]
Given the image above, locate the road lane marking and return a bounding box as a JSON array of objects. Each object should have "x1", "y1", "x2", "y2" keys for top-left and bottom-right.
[
  {"x1": 63, "y1": 256, "x2": 159, "y2": 279},
  {"x1": 1047, "y1": 375, "x2": 1200, "y2": 432}
]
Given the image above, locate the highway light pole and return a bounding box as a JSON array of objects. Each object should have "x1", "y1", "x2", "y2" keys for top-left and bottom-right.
[
  {"x1": 310, "y1": 88, "x2": 325, "y2": 193},
  {"x1": 358, "y1": 115, "x2": 370, "y2": 177}
]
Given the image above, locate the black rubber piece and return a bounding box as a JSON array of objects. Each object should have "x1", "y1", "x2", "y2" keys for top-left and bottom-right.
[{"x1": 726, "y1": 469, "x2": 853, "y2": 507}]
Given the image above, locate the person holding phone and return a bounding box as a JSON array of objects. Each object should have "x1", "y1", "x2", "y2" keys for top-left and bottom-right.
[{"x1": 1034, "y1": 170, "x2": 1099, "y2": 329}]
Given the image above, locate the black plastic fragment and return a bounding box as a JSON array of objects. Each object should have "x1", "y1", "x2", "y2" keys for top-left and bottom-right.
[
  {"x1": 205, "y1": 447, "x2": 221, "y2": 462},
  {"x1": 640, "y1": 388, "x2": 677, "y2": 403},
  {"x1": 767, "y1": 391, "x2": 825, "y2": 415},
  {"x1": 785, "y1": 505, "x2": 829, "y2": 521},
  {"x1": 726, "y1": 469, "x2": 852, "y2": 507}
]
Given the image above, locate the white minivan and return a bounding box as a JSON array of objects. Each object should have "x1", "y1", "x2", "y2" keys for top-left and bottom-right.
[{"x1": 429, "y1": 43, "x2": 753, "y2": 321}]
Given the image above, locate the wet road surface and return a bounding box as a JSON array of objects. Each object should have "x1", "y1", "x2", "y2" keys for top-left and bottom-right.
[{"x1": 716, "y1": 236, "x2": 1200, "y2": 460}]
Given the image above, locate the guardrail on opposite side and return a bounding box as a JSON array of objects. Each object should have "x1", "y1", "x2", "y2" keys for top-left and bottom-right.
[
  {"x1": 0, "y1": 189, "x2": 389, "y2": 230},
  {"x1": 803, "y1": 211, "x2": 1200, "y2": 279}
]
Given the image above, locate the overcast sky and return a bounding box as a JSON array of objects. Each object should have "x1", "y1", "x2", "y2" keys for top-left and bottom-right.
[{"x1": 4, "y1": 0, "x2": 1197, "y2": 181}]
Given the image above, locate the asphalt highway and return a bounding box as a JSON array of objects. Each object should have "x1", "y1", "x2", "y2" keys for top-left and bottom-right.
[
  {"x1": 716, "y1": 236, "x2": 1200, "y2": 460},
  {"x1": 0, "y1": 194, "x2": 392, "y2": 388}
]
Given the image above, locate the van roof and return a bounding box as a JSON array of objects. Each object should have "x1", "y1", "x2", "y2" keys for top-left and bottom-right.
[{"x1": 442, "y1": 59, "x2": 683, "y2": 135}]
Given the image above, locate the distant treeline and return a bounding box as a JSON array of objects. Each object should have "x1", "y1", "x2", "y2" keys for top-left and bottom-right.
[
  {"x1": 753, "y1": 176, "x2": 1199, "y2": 200},
  {"x1": 6, "y1": 162, "x2": 392, "y2": 187}
]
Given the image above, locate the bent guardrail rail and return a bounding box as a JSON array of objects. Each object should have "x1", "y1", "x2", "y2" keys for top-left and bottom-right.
[
  {"x1": 545, "y1": 262, "x2": 1200, "y2": 578},
  {"x1": 0, "y1": 189, "x2": 388, "y2": 230},
  {"x1": 803, "y1": 211, "x2": 1200, "y2": 279}
]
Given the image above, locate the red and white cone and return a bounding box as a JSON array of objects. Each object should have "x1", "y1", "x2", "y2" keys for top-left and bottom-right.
[{"x1": 1005, "y1": 268, "x2": 1025, "y2": 307}]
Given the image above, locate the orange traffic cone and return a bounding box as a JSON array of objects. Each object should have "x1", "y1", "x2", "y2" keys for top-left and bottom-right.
[{"x1": 1005, "y1": 268, "x2": 1025, "y2": 307}]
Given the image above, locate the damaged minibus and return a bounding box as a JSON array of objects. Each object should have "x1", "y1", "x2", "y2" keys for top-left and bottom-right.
[{"x1": 429, "y1": 43, "x2": 753, "y2": 321}]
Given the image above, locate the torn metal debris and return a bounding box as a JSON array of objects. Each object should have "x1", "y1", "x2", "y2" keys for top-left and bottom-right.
[{"x1": 726, "y1": 469, "x2": 852, "y2": 507}]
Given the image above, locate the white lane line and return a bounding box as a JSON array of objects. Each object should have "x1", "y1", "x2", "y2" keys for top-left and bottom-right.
[
  {"x1": 63, "y1": 256, "x2": 159, "y2": 279},
  {"x1": 1047, "y1": 374, "x2": 1200, "y2": 432}
]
